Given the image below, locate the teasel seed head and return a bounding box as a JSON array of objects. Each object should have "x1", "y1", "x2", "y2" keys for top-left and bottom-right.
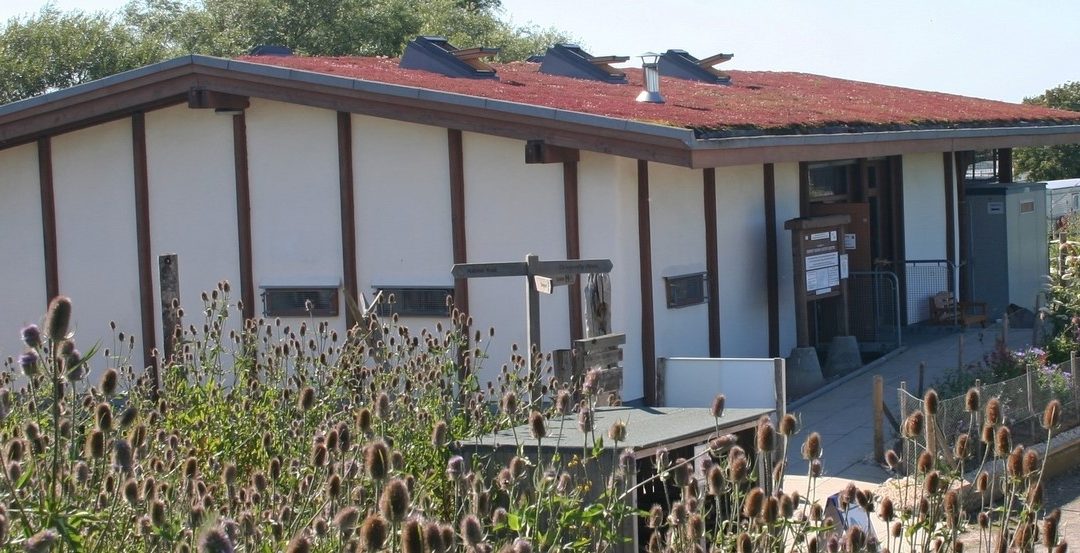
[
  {"x1": 432, "y1": 420, "x2": 448, "y2": 447},
  {"x1": 424, "y1": 522, "x2": 444, "y2": 553},
  {"x1": 762, "y1": 496, "x2": 779, "y2": 525},
  {"x1": 25, "y1": 529, "x2": 59, "y2": 553},
  {"x1": 401, "y1": 519, "x2": 423, "y2": 553},
  {"x1": 924, "y1": 389, "x2": 939, "y2": 416},
  {"x1": 1044, "y1": 399, "x2": 1062, "y2": 430},
  {"x1": 917, "y1": 451, "x2": 933, "y2": 474},
  {"x1": 669, "y1": 501, "x2": 688, "y2": 525},
  {"x1": 965, "y1": 387, "x2": 980, "y2": 412},
  {"x1": 114, "y1": 438, "x2": 133, "y2": 474},
  {"x1": 903, "y1": 411, "x2": 924, "y2": 438},
  {"x1": 707, "y1": 465, "x2": 724, "y2": 496},
  {"x1": 810, "y1": 459, "x2": 823, "y2": 478},
  {"x1": 995, "y1": 426, "x2": 1012, "y2": 458},
  {"x1": 334, "y1": 506, "x2": 361, "y2": 538},
  {"x1": 736, "y1": 532, "x2": 752, "y2": 553},
  {"x1": 672, "y1": 457, "x2": 692, "y2": 488},
  {"x1": 845, "y1": 526, "x2": 866, "y2": 552},
  {"x1": 460, "y1": 513, "x2": 483, "y2": 548},
  {"x1": 810, "y1": 502, "x2": 823, "y2": 521},
  {"x1": 326, "y1": 473, "x2": 342, "y2": 500},
  {"x1": 743, "y1": 486, "x2": 764, "y2": 518},
  {"x1": 944, "y1": 490, "x2": 959, "y2": 528},
  {"x1": 356, "y1": 408, "x2": 373, "y2": 435},
  {"x1": 647, "y1": 504, "x2": 663, "y2": 528},
  {"x1": 878, "y1": 497, "x2": 895, "y2": 521},
  {"x1": 924, "y1": 470, "x2": 941, "y2": 494},
  {"x1": 1027, "y1": 482, "x2": 1044, "y2": 506},
  {"x1": 730, "y1": 455, "x2": 749, "y2": 482},
  {"x1": 577, "y1": 406, "x2": 593, "y2": 433},
  {"x1": 555, "y1": 389, "x2": 572, "y2": 415},
  {"x1": 608, "y1": 420, "x2": 627, "y2": 443},
  {"x1": 779, "y1": 413, "x2": 797, "y2": 437},
  {"x1": 528, "y1": 410, "x2": 546, "y2": 440},
  {"x1": 955, "y1": 434, "x2": 970, "y2": 460},
  {"x1": 379, "y1": 478, "x2": 410, "y2": 523},
  {"x1": 286, "y1": 535, "x2": 311, "y2": 553},
  {"x1": 95, "y1": 403, "x2": 113, "y2": 432},
  {"x1": 884, "y1": 449, "x2": 900, "y2": 470},
  {"x1": 198, "y1": 526, "x2": 235, "y2": 553},
  {"x1": 269, "y1": 457, "x2": 281, "y2": 481},
  {"x1": 985, "y1": 397, "x2": 1002, "y2": 426},
  {"x1": 375, "y1": 392, "x2": 391, "y2": 420},
  {"x1": 364, "y1": 440, "x2": 389, "y2": 481},
  {"x1": 123, "y1": 477, "x2": 140, "y2": 506},
  {"x1": 802, "y1": 432, "x2": 822, "y2": 460},
  {"x1": 1043, "y1": 508, "x2": 1061, "y2": 548},
  {"x1": 710, "y1": 394, "x2": 726, "y2": 418},
  {"x1": 45, "y1": 296, "x2": 72, "y2": 341}
]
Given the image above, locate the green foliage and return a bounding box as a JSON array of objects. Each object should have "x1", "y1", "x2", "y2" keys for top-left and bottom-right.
[
  {"x1": 1015, "y1": 81, "x2": 1080, "y2": 181},
  {"x1": 0, "y1": 6, "x2": 167, "y2": 104},
  {"x1": 0, "y1": 0, "x2": 572, "y2": 102}
]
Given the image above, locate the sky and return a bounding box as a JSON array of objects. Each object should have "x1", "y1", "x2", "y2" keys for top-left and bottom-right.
[{"x1": 2, "y1": 0, "x2": 1078, "y2": 103}]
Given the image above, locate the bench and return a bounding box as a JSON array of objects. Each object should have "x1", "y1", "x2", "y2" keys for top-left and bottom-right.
[{"x1": 930, "y1": 291, "x2": 987, "y2": 328}]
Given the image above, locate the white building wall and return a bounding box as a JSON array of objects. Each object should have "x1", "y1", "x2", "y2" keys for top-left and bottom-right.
[
  {"x1": 352, "y1": 115, "x2": 453, "y2": 332},
  {"x1": 245, "y1": 99, "x2": 345, "y2": 336},
  {"x1": 578, "y1": 152, "x2": 643, "y2": 400},
  {"x1": 714, "y1": 165, "x2": 769, "y2": 357},
  {"x1": 774, "y1": 162, "x2": 802, "y2": 356},
  {"x1": 52, "y1": 119, "x2": 142, "y2": 373},
  {"x1": 0, "y1": 143, "x2": 47, "y2": 361},
  {"x1": 902, "y1": 153, "x2": 948, "y2": 323},
  {"x1": 462, "y1": 132, "x2": 568, "y2": 390},
  {"x1": 648, "y1": 163, "x2": 709, "y2": 360},
  {"x1": 145, "y1": 105, "x2": 241, "y2": 354}
]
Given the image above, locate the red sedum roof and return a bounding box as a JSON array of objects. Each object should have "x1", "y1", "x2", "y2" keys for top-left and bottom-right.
[{"x1": 236, "y1": 55, "x2": 1080, "y2": 136}]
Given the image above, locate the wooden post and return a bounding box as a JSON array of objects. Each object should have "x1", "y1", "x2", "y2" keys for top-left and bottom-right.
[
  {"x1": 873, "y1": 375, "x2": 884, "y2": 463},
  {"x1": 525, "y1": 254, "x2": 542, "y2": 403},
  {"x1": 1033, "y1": 295, "x2": 1042, "y2": 346},
  {"x1": 1002, "y1": 313, "x2": 1010, "y2": 343},
  {"x1": 158, "y1": 254, "x2": 180, "y2": 362},
  {"x1": 773, "y1": 358, "x2": 786, "y2": 419},
  {"x1": 1025, "y1": 365, "x2": 1036, "y2": 435},
  {"x1": 1071, "y1": 352, "x2": 1078, "y2": 425},
  {"x1": 957, "y1": 334, "x2": 964, "y2": 370},
  {"x1": 917, "y1": 362, "x2": 925, "y2": 397},
  {"x1": 899, "y1": 381, "x2": 909, "y2": 473},
  {"x1": 655, "y1": 357, "x2": 666, "y2": 407}
]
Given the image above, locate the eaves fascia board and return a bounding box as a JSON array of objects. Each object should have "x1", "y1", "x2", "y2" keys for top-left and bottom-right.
[{"x1": 689, "y1": 124, "x2": 1080, "y2": 151}]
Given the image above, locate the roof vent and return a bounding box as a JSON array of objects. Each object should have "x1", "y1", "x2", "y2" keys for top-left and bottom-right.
[
  {"x1": 249, "y1": 45, "x2": 293, "y2": 57},
  {"x1": 658, "y1": 49, "x2": 733, "y2": 84},
  {"x1": 539, "y1": 44, "x2": 628, "y2": 83},
  {"x1": 399, "y1": 36, "x2": 499, "y2": 79}
]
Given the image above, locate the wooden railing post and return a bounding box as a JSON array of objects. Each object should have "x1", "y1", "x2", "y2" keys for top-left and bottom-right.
[{"x1": 873, "y1": 375, "x2": 884, "y2": 463}]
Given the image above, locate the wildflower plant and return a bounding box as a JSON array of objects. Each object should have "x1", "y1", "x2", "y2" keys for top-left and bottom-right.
[{"x1": 0, "y1": 287, "x2": 1068, "y2": 552}]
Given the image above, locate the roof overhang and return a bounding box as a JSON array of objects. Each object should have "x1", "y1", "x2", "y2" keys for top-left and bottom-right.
[{"x1": 1, "y1": 55, "x2": 1077, "y2": 169}]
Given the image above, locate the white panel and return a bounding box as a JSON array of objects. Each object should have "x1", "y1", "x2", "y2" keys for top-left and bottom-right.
[
  {"x1": 715, "y1": 165, "x2": 768, "y2": 357},
  {"x1": 353, "y1": 115, "x2": 453, "y2": 332},
  {"x1": 902, "y1": 153, "x2": 947, "y2": 323},
  {"x1": 52, "y1": 119, "x2": 141, "y2": 374},
  {"x1": 246, "y1": 99, "x2": 344, "y2": 335},
  {"x1": 462, "y1": 132, "x2": 566, "y2": 390},
  {"x1": 662, "y1": 357, "x2": 781, "y2": 411},
  {"x1": 578, "y1": 152, "x2": 642, "y2": 401},
  {"x1": 903, "y1": 152, "x2": 947, "y2": 260},
  {"x1": 0, "y1": 143, "x2": 47, "y2": 361},
  {"x1": 774, "y1": 163, "x2": 801, "y2": 356},
  {"x1": 648, "y1": 163, "x2": 708, "y2": 359},
  {"x1": 146, "y1": 105, "x2": 241, "y2": 354}
]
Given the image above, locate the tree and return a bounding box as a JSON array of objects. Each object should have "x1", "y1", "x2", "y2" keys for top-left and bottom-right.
[
  {"x1": 1014, "y1": 81, "x2": 1080, "y2": 181},
  {"x1": 0, "y1": 6, "x2": 168, "y2": 104},
  {"x1": 0, "y1": 0, "x2": 572, "y2": 103}
]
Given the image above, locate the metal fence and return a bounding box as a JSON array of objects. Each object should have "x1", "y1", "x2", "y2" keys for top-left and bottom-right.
[
  {"x1": 848, "y1": 271, "x2": 901, "y2": 353},
  {"x1": 903, "y1": 260, "x2": 956, "y2": 325},
  {"x1": 895, "y1": 360, "x2": 1080, "y2": 473}
]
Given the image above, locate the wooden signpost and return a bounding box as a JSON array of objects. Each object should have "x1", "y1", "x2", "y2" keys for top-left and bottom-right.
[
  {"x1": 452, "y1": 254, "x2": 613, "y2": 400},
  {"x1": 783, "y1": 215, "x2": 851, "y2": 348}
]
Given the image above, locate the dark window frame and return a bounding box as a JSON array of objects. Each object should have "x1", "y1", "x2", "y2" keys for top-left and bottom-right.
[
  {"x1": 664, "y1": 273, "x2": 708, "y2": 309},
  {"x1": 261, "y1": 286, "x2": 339, "y2": 317},
  {"x1": 374, "y1": 286, "x2": 454, "y2": 317}
]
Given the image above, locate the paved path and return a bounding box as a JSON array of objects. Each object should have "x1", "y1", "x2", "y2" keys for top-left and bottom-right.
[{"x1": 784, "y1": 324, "x2": 1033, "y2": 495}]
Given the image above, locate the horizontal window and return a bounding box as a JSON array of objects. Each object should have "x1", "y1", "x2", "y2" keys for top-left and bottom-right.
[
  {"x1": 664, "y1": 273, "x2": 707, "y2": 309},
  {"x1": 261, "y1": 286, "x2": 338, "y2": 317},
  {"x1": 375, "y1": 287, "x2": 454, "y2": 317}
]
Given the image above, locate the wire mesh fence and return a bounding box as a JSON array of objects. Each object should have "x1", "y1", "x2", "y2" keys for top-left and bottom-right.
[
  {"x1": 895, "y1": 359, "x2": 1080, "y2": 474},
  {"x1": 848, "y1": 271, "x2": 901, "y2": 354},
  {"x1": 903, "y1": 260, "x2": 955, "y2": 325}
]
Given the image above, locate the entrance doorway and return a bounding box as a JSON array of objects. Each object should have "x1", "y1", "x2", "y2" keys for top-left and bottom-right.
[{"x1": 803, "y1": 159, "x2": 903, "y2": 350}]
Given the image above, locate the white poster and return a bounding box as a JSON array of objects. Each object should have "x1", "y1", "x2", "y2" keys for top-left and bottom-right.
[
  {"x1": 805, "y1": 251, "x2": 839, "y2": 271},
  {"x1": 840, "y1": 254, "x2": 849, "y2": 278}
]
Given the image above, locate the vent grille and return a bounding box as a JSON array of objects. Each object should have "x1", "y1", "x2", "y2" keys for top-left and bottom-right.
[
  {"x1": 262, "y1": 287, "x2": 338, "y2": 317},
  {"x1": 539, "y1": 44, "x2": 628, "y2": 83},
  {"x1": 664, "y1": 273, "x2": 707, "y2": 308},
  {"x1": 375, "y1": 287, "x2": 454, "y2": 317}
]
